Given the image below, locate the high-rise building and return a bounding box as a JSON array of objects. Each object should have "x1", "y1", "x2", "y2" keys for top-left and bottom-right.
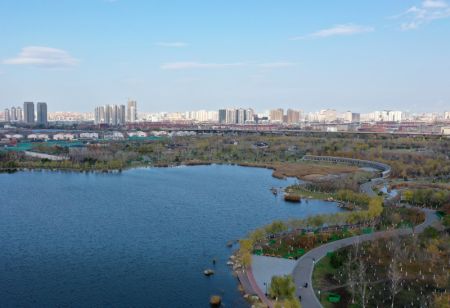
[
  {"x1": 106, "y1": 105, "x2": 113, "y2": 124},
  {"x1": 127, "y1": 100, "x2": 137, "y2": 122},
  {"x1": 226, "y1": 109, "x2": 237, "y2": 124},
  {"x1": 4, "y1": 108, "x2": 10, "y2": 122},
  {"x1": 119, "y1": 105, "x2": 126, "y2": 125},
  {"x1": 237, "y1": 108, "x2": 246, "y2": 124},
  {"x1": 318, "y1": 109, "x2": 337, "y2": 123},
  {"x1": 10, "y1": 107, "x2": 16, "y2": 121},
  {"x1": 344, "y1": 111, "x2": 360, "y2": 123},
  {"x1": 246, "y1": 108, "x2": 254, "y2": 123},
  {"x1": 23, "y1": 102, "x2": 35, "y2": 124},
  {"x1": 218, "y1": 109, "x2": 227, "y2": 124},
  {"x1": 207, "y1": 111, "x2": 219, "y2": 122},
  {"x1": 16, "y1": 107, "x2": 23, "y2": 122},
  {"x1": 36, "y1": 102, "x2": 48, "y2": 125},
  {"x1": 445, "y1": 111, "x2": 450, "y2": 120},
  {"x1": 94, "y1": 106, "x2": 105, "y2": 124},
  {"x1": 111, "y1": 105, "x2": 118, "y2": 125},
  {"x1": 270, "y1": 108, "x2": 284, "y2": 122},
  {"x1": 286, "y1": 109, "x2": 300, "y2": 124},
  {"x1": 95, "y1": 104, "x2": 126, "y2": 125}
]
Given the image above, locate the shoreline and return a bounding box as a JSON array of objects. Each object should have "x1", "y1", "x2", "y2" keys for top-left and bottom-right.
[{"x1": 0, "y1": 160, "x2": 310, "y2": 180}]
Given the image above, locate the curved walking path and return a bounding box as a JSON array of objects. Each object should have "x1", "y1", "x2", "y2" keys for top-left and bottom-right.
[
  {"x1": 247, "y1": 158, "x2": 439, "y2": 307},
  {"x1": 292, "y1": 206, "x2": 439, "y2": 308}
]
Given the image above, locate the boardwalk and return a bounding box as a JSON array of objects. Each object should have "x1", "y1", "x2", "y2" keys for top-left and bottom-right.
[{"x1": 302, "y1": 155, "x2": 391, "y2": 178}]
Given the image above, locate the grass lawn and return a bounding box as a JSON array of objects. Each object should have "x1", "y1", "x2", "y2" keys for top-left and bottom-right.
[{"x1": 312, "y1": 255, "x2": 341, "y2": 308}]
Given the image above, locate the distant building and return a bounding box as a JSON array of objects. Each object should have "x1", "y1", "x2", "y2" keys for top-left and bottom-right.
[
  {"x1": 226, "y1": 109, "x2": 237, "y2": 124},
  {"x1": 441, "y1": 127, "x2": 450, "y2": 135},
  {"x1": 79, "y1": 132, "x2": 99, "y2": 140},
  {"x1": 318, "y1": 109, "x2": 337, "y2": 123},
  {"x1": 5, "y1": 134, "x2": 24, "y2": 140},
  {"x1": 23, "y1": 102, "x2": 35, "y2": 124},
  {"x1": 237, "y1": 108, "x2": 246, "y2": 124},
  {"x1": 104, "y1": 131, "x2": 125, "y2": 140},
  {"x1": 10, "y1": 107, "x2": 16, "y2": 121},
  {"x1": 218, "y1": 109, "x2": 227, "y2": 123},
  {"x1": 36, "y1": 102, "x2": 48, "y2": 125},
  {"x1": 344, "y1": 111, "x2": 360, "y2": 123},
  {"x1": 127, "y1": 100, "x2": 137, "y2": 122},
  {"x1": 270, "y1": 109, "x2": 284, "y2": 123},
  {"x1": 111, "y1": 105, "x2": 118, "y2": 126},
  {"x1": 128, "y1": 131, "x2": 147, "y2": 138},
  {"x1": 53, "y1": 133, "x2": 75, "y2": 140},
  {"x1": 4, "y1": 108, "x2": 10, "y2": 122},
  {"x1": 388, "y1": 111, "x2": 403, "y2": 122},
  {"x1": 246, "y1": 108, "x2": 255, "y2": 123},
  {"x1": 444, "y1": 111, "x2": 450, "y2": 121},
  {"x1": 119, "y1": 105, "x2": 126, "y2": 124},
  {"x1": 94, "y1": 106, "x2": 105, "y2": 124},
  {"x1": 16, "y1": 107, "x2": 23, "y2": 122},
  {"x1": 27, "y1": 133, "x2": 49, "y2": 141},
  {"x1": 95, "y1": 104, "x2": 126, "y2": 125},
  {"x1": 286, "y1": 109, "x2": 300, "y2": 124}
]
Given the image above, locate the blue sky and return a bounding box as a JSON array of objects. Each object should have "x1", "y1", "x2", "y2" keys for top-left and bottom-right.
[{"x1": 0, "y1": 0, "x2": 449, "y2": 113}]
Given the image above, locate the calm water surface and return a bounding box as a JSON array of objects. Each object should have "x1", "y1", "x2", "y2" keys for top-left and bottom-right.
[{"x1": 0, "y1": 165, "x2": 343, "y2": 307}]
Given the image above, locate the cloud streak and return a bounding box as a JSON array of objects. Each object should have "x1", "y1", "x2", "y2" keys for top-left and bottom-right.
[
  {"x1": 155, "y1": 42, "x2": 188, "y2": 48},
  {"x1": 290, "y1": 24, "x2": 374, "y2": 40},
  {"x1": 394, "y1": 0, "x2": 450, "y2": 30},
  {"x1": 3, "y1": 46, "x2": 79, "y2": 68}
]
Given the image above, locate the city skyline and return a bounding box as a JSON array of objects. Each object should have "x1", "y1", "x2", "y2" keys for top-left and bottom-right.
[{"x1": 1, "y1": 1, "x2": 450, "y2": 113}]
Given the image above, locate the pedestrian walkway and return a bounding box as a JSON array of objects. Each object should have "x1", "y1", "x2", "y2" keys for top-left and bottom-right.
[
  {"x1": 292, "y1": 205, "x2": 438, "y2": 307},
  {"x1": 251, "y1": 255, "x2": 297, "y2": 295}
]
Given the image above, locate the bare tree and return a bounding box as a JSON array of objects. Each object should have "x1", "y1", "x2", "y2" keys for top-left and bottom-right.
[
  {"x1": 357, "y1": 256, "x2": 368, "y2": 308},
  {"x1": 345, "y1": 240, "x2": 361, "y2": 304},
  {"x1": 388, "y1": 236, "x2": 403, "y2": 308}
]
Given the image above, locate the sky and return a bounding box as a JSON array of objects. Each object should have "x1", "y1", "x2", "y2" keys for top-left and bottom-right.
[{"x1": 0, "y1": 0, "x2": 449, "y2": 113}]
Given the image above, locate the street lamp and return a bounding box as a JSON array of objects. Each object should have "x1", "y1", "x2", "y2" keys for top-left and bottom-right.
[{"x1": 263, "y1": 282, "x2": 267, "y2": 296}]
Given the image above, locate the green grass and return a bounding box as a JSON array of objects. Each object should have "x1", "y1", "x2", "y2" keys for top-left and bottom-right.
[{"x1": 312, "y1": 255, "x2": 338, "y2": 306}]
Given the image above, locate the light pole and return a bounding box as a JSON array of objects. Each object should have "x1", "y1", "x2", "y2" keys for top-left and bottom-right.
[{"x1": 263, "y1": 282, "x2": 268, "y2": 296}]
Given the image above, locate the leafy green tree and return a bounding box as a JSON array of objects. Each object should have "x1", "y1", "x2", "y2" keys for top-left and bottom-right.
[{"x1": 269, "y1": 275, "x2": 296, "y2": 301}]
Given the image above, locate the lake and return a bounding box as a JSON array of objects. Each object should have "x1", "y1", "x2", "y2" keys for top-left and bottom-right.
[{"x1": 0, "y1": 165, "x2": 343, "y2": 307}]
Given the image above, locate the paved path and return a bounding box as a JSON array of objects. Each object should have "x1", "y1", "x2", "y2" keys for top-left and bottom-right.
[
  {"x1": 292, "y1": 207, "x2": 438, "y2": 307},
  {"x1": 252, "y1": 255, "x2": 297, "y2": 295},
  {"x1": 237, "y1": 270, "x2": 256, "y2": 296},
  {"x1": 246, "y1": 267, "x2": 274, "y2": 308},
  {"x1": 360, "y1": 178, "x2": 382, "y2": 197}
]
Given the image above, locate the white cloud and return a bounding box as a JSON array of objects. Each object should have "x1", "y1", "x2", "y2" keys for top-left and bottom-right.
[
  {"x1": 423, "y1": 0, "x2": 448, "y2": 8},
  {"x1": 3, "y1": 46, "x2": 78, "y2": 67},
  {"x1": 155, "y1": 42, "x2": 188, "y2": 48},
  {"x1": 161, "y1": 61, "x2": 244, "y2": 70},
  {"x1": 395, "y1": 0, "x2": 450, "y2": 30},
  {"x1": 258, "y1": 62, "x2": 297, "y2": 68},
  {"x1": 290, "y1": 24, "x2": 374, "y2": 40}
]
